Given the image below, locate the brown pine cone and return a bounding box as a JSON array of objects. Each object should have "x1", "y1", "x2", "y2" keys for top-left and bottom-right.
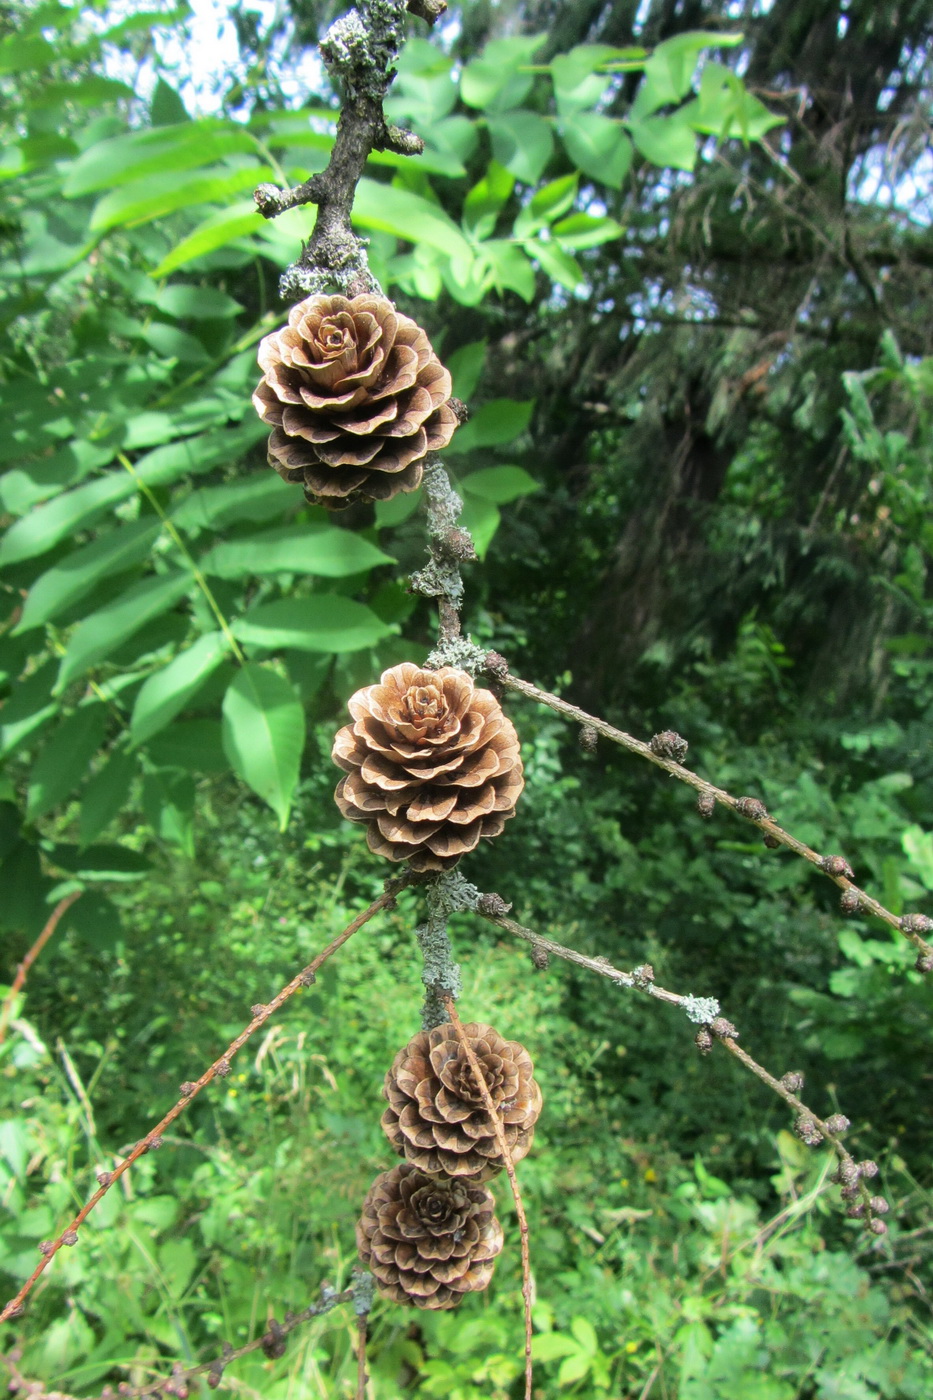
[
  {"x1": 332, "y1": 663, "x2": 524, "y2": 871},
  {"x1": 357, "y1": 1162, "x2": 503, "y2": 1309},
  {"x1": 252, "y1": 294, "x2": 458, "y2": 507},
  {"x1": 382, "y1": 1022, "x2": 542, "y2": 1179}
]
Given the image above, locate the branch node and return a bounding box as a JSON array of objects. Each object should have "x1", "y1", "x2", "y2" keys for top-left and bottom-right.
[
  {"x1": 649, "y1": 730, "x2": 688, "y2": 763},
  {"x1": 840, "y1": 888, "x2": 861, "y2": 915},
  {"x1": 709, "y1": 1016, "x2": 738, "y2": 1039},
  {"x1": 821, "y1": 854, "x2": 855, "y2": 880},
  {"x1": 61, "y1": 1230, "x2": 78, "y2": 1247},
  {"x1": 477, "y1": 891, "x2": 512, "y2": 917},
  {"x1": 735, "y1": 795, "x2": 768, "y2": 821},
  {"x1": 697, "y1": 792, "x2": 716, "y2": 818}
]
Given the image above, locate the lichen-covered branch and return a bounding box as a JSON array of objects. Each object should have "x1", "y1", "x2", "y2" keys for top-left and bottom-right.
[
  {"x1": 254, "y1": 0, "x2": 444, "y2": 299},
  {"x1": 415, "y1": 869, "x2": 481, "y2": 1027}
]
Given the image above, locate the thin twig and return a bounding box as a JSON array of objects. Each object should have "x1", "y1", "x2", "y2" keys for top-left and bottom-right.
[
  {"x1": 355, "y1": 1311, "x2": 369, "y2": 1400},
  {"x1": 1, "y1": 1286, "x2": 353, "y2": 1400},
  {"x1": 475, "y1": 904, "x2": 884, "y2": 1226},
  {"x1": 0, "y1": 878, "x2": 412, "y2": 1324},
  {"x1": 497, "y1": 668, "x2": 932, "y2": 962},
  {"x1": 443, "y1": 998, "x2": 533, "y2": 1400},
  {"x1": 0, "y1": 893, "x2": 81, "y2": 1047}
]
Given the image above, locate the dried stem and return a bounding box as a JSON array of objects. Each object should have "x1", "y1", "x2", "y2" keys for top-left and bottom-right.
[
  {"x1": 1, "y1": 1286, "x2": 354, "y2": 1400},
  {"x1": 0, "y1": 893, "x2": 81, "y2": 1048},
  {"x1": 254, "y1": 0, "x2": 444, "y2": 299},
  {"x1": 355, "y1": 1312, "x2": 369, "y2": 1399},
  {"x1": 443, "y1": 998, "x2": 533, "y2": 1400},
  {"x1": 476, "y1": 901, "x2": 885, "y2": 1227},
  {"x1": 0, "y1": 878, "x2": 411, "y2": 1324},
  {"x1": 497, "y1": 667, "x2": 932, "y2": 962}
]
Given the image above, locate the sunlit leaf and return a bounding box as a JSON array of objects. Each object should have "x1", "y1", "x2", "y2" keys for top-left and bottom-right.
[{"x1": 222, "y1": 664, "x2": 305, "y2": 830}]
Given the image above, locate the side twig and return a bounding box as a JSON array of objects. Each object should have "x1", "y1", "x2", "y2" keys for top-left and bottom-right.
[
  {"x1": 2, "y1": 1284, "x2": 355, "y2": 1400},
  {"x1": 0, "y1": 878, "x2": 412, "y2": 1324},
  {"x1": 0, "y1": 893, "x2": 82, "y2": 1048},
  {"x1": 475, "y1": 900, "x2": 890, "y2": 1237},
  {"x1": 444, "y1": 997, "x2": 534, "y2": 1400},
  {"x1": 493, "y1": 665, "x2": 932, "y2": 965}
]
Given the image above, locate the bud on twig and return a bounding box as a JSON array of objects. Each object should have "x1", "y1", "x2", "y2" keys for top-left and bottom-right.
[
  {"x1": 530, "y1": 945, "x2": 549, "y2": 970},
  {"x1": 251, "y1": 1003, "x2": 267, "y2": 1017},
  {"x1": 869, "y1": 1196, "x2": 889, "y2": 1214},
  {"x1": 915, "y1": 953, "x2": 933, "y2": 974},
  {"x1": 840, "y1": 889, "x2": 860, "y2": 915},
  {"x1": 697, "y1": 792, "x2": 715, "y2": 818},
  {"x1": 735, "y1": 796, "x2": 768, "y2": 821},
  {"x1": 867, "y1": 1218, "x2": 888, "y2": 1236},
  {"x1": 820, "y1": 854, "x2": 854, "y2": 879},
  {"x1": 579, "y1": 724, "x2": 598, "y2": 753},
  {"x1": 477, "y1": 891, "x2": 512, "y2": 917},
  {"x1": 763, "y1": 832, "x2": 781, "y2": 849},
  {"x1": 179, "y1": 1082, "x2": 196, "y2": 1097},
  {"x1": 97, "y1": 1171, "x2": 112, "y2": 1186},
  {"x1": 215, "y1": 1059, "x2": 231, "y2": 1077},
  {"x1": 649, "y1": 730, "x2": 688, "y2": 763},
  {"x1": 61, "y1": 1230, "x2": 78, "y2": 1247},
  {"x1": 794, "y1": 1115, "x2": 823, "y2": 1146},
  {"x1": 695, "y1": 1028, "x2": 713, "y2": 1055},
  {"x1": 261, "y1": 1319, "x2": 287, "y2": 1360},
  {"x1": 781, "y1": 1071, "x2": 804, "y2": 1092},
  {"x1": 824, "y1": 1114, "x2": 850, "y2": 1135},
  {"x1": 710, "y1": 1017, "x2": 738, "y2": 1040},
  {"x1": 858, "y1": 1160, "x2": 879, "y2": 1179},
  {"x1": 899, "y1": 912, "x2": 933, "y2": 935},
  {"x1": 483, "y1": 651, "x2": 509, "y2": 680}
]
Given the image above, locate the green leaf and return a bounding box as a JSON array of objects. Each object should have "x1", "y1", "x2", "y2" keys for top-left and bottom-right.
[
  {"x1": 463, "y1": 161, "x2": 515, "y2": 241},
  {"x1": 460, "y1": 34, "x2": 546, "y2": 113},
  {"x1": 171, "y1": 473, "x2": 295, "y2": 532},
  {"x1": 552, "y1": 212, "x2": 624, "y2": 249},
  {"x1": 374, "y1": 487, "x2": 422, "y2": 528},
  {"x1": 55, "y1": 572, "x2": 191, "y2": 694},
  {"x1": 632, "y1": 31, "x2": 744, "y2": 118},
  {"x1": 0, "y1": 662, "x2": 59, "y2": 760},
  {"x1": 0, "y1": 424, "x2": 266, "y2": 566},
  {"x1": 560, "y1": 114, "x2": 634, "y2": 185},
  {"x1": 15, "y1": 520, "x2": 161, "y2": 634},
  {"x1": 446, "y1": 342, "x2": 487, "y2": 401},
  {"x1": 353, "y1": 179, "x2": 472, "y2": 261},
  {"x1": 62, "y1": 120, "x2": 259, "y2": 196},
  {"x1": 90, "y1": 164, "x2": 271, "y2": 233},
  {"x1": 26, "y1": 704, "x2": 109, "y2": 821},
  {"x1": 461, "y1": 465, "x2": 540, "y2": 503},
  {"x1": 458, "y1": 494, "x2": 500, "y2": 559},
  {"x1": 151, "y1": 203, "x2": 263, "y2": 278},
  {"x1": 531, "y1": 1333, "x2": 581, "y2": 1363},
  {"x1": 0, "y1": 34, "x2": 55, "y2": 75},
  {"x1": 0, "y1": 441, "x2": 114, "y2": 516},
  {"x1": 221, "y1": 664, "x2": 305, "y2": 830},
  {"x1": 79, "y1": 749, "x2": 138, "y2": 847},
  {"x1": 142, "y1": 770, "x2": 196, "y2": 855},
  {"x1": 147, "y1": 719, "x2": 229, "y2": 774},
  {"x1": 513, "y1": 174, "x2": 578, "y2": 238},
  {"x1": 550, "y1": 46, "x2": 626, "y2": 116},
  {"x1": 528, "y1": 237, "x2": 584, "y2": 289},
  {"x1": 199, "y1": 526, "x2": 395, "y2": 579},
  {"x1": 48, "y1": 834, "x2": 150, "y2": 879},
  {"x1": 150, "y1": 78, "x2": 189, "y2": 126},
  {"x1": 129, "y1": 631, "x2": 229, "y2": 747},
  {"x1": 480, "y1": 241, "x2": 536, "y2": 301},
  {"x1": 558, "y1": 1352, "x2": 593, "y2": 1385},
  {"x1": 0, "y1": 475, "x2": 137, "y2": 566},
  {"x1": 232, "y1": 597, "x2": 394, "y2": 654},
  {"x1": 155, "y1": 284, "x2": 243, "y2": 319},
  {"x1": 488, "y1": 111, "x2": 555, "y2": 184},
  {"x1": 447, "y1": 399, "x2": 534, "y2": 453},
  {"x1": 628, "y1": 112, "x2": 697, "y2": 171},
  {"x1": 570, "y1": 1316, "x2": 599, "y2": 1355}
]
